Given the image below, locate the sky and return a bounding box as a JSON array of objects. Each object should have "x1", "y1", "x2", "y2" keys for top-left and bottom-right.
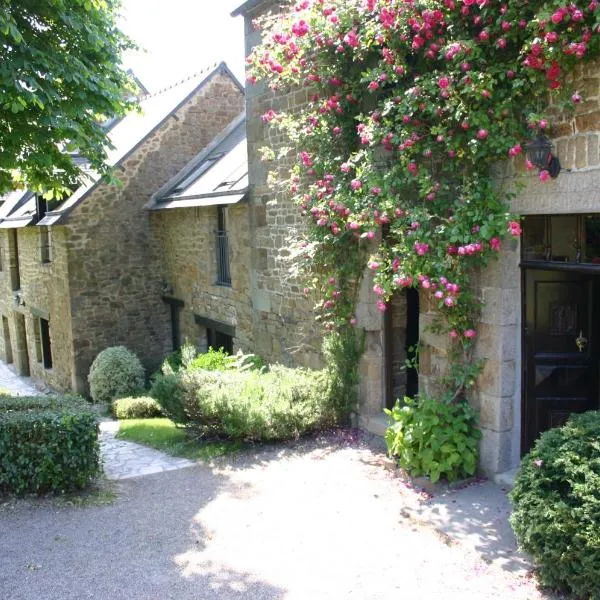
[{"x1": 118, "y1": 0, "x2": 247, "y2": 93}]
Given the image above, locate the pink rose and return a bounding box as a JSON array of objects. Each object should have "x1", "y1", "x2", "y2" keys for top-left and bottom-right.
[{"x1": 464, "y1": 329, "x2": 477, "y2": 339}]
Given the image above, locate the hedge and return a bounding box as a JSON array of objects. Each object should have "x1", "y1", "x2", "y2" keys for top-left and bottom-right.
[
  {"x1": 0, "y1": 399, "x2": 100, "y2": 496},
  {"x1": 111, "y1": 396, "x2": 163, "y2": 419},
  {"x1": 151, "y1": 365, "x2": 335, "y2": 442}
]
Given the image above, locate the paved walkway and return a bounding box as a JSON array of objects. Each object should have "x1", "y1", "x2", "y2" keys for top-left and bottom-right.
[
  {"x1": 99, "y1": 421, "x2": 196, "y2": 480},
  {"x1": 0, "y1": 360, "x2": 195, "y2": 480},
  {"x1": 0, "y1": 360, "x2": 43, "y2": 396}
]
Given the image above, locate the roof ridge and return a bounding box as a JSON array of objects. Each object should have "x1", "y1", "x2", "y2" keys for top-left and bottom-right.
[{"x1": 139, "y1": 62, "x2": 221, "y2": 101}]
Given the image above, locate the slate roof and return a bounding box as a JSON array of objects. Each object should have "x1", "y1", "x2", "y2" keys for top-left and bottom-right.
[
  {"x1": 231, "y1": 0, "x2": 269, "y2": 16},
  {"x1": 147, "y1": 112, "x2": 248, "y2": 211},
  {"x1": 1, "y1": 62, "x2": 243, "y2": 228}
]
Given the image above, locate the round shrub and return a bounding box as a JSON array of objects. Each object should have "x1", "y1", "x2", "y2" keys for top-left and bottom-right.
[
  {"x1": 88, "y1": 346, "x2": 145, "y2": 404},
  {"x1": 111, "y1": 396, "x2": 163, "y2": 420},
  {"x1": 510, "y1": 411, "x2": 600, "y2": 599}
]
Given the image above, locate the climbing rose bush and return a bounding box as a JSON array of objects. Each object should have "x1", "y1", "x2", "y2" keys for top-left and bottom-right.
[{"x1": 248, "y1": 0, "x2": 599, "y2": 399}]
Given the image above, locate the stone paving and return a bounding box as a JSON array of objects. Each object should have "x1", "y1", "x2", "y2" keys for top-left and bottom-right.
[
  {"x1": 0, "y1": 360, "x2": 43, "y2": 396},
  {"x1": 0, "y1": 359, "x2": 196, "y2": 481},
  {"x1": 99, "y1": 420, "x2": 196, "y2": 480}
]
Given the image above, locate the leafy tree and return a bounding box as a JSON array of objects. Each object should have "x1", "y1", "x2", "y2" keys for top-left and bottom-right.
[{"x1": 0, "y1": 0, "x2": 137, "y2": 197}]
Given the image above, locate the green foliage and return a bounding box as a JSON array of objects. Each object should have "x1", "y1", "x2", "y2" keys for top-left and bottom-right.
[
  {"x1": 0, "y1": 398, "x2": 99, "y2": 495},
  {"x1": 385, "y1": 396, "x2": 481, "y2": 483},
  {"x1": 0, "y1": 0, "x2": 137, "y2": 196},
  {"x1": 117, "y1": 418, "x2": 240, "y2": 461},
  {"x1": 149, "y1": 372, "x2": 187, "y2": 424},
  {"x1": 0, "y1": 393, "x2": 87, "y2": 411},
  {"x1": 322, "y1": 328, "x2": 365, "y2": 424},
  {"x1": 88, "y1": 346, "x2": 145, "y2": 404},
  {"x1": 510, "y1": 411, "x2": 600, "y2": 599},
  {"x1": 111, "y1": 396, "x2": 163, "y2": 420},
  {"x1": 187, "y1": 347, "x2": 233, "y2": 372},
  {"x1": 152, "y1": 365, "x2": 335, "y2": 442}
]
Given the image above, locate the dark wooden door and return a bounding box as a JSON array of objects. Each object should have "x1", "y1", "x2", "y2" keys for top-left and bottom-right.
[{"x1": 523, "y1": 269, "x2": 600, "y2": 453}]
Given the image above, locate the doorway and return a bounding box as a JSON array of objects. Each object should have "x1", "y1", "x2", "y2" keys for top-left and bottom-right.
[
  {"x1": 2, "y1": 315, "x2": 13, "y2": 364},
  {"x1": 384, "y1": 288, "x2": 419, "y2": 409},
  {"x1": 522, "y1": 268, "x2": 600, "y2": 453}
]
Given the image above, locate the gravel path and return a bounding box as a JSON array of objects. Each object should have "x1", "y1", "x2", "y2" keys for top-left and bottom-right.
[{"x1": 0, "y1": 434, "x2": 556, "y2": 600}]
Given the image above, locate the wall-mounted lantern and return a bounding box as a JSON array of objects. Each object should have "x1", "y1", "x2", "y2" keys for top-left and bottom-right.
[{"x1": 526, "y1": 134, "x2": 561, "y2": 178}]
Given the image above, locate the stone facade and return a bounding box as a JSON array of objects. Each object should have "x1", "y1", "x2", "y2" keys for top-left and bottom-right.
[
  {"x1": 244, "y1": 2, "x2": 326, "y2": 370},
  {"x1": 237, "y1": 0, "x2": 600, "y2": 474},
  {"x1": 418, "y1": 60, "x2": 600, "y2": 474},
  {"x1": 241, "y1": 0, "x2": 406, "y2": 414},
  {"x1": 0, "y1": 67, "x2": 244, "y2": 395},
  {"x1": 150, "y1": 201, "x2": 254, "y2": 353}
]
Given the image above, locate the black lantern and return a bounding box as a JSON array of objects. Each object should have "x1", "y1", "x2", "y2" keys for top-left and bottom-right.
[{"x1": 526, "y1": 134, "x2": 561, "y2": 178}]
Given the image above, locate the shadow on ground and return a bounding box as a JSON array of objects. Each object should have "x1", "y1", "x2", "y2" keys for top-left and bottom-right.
[
  {"x1": 0, "y1": 464, "x2": 284, "y2": 600},
  {"x1": 409, "y1": 480, "x2": 534, "y2": 575}
]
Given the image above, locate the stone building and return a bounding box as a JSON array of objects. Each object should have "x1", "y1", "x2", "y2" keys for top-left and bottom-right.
[
  {"x1": 0, "y1": 63, "x2": 245, "y2": 394},
  {"x1": 232, "y1": 0, "x2": 600, "y2": 475}
]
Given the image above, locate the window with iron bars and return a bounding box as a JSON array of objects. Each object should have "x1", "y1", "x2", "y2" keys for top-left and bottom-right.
[
  {"x1": 215, "y1": 206, "x2": 231, "y2": 286},
  {"x1": 40, "y1": 227, "x2": 52, "y2": 264}
]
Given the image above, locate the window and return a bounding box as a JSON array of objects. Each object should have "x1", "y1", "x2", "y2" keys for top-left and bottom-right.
[
  {"x1": 8, "y1": 230, "x2": 20, "y2": 291},
  {"x1": 194, "y1": 315, "x2": 234, "y2": 354},
  {"x1": 40, "y1": 227, "x2": 52, "y2": 263},
  {"x1": 522, "y1": 214, "x2": 600, "y2": 265},
  {"x1": 215, "y1": 205, "x2": 231, "y2": 286},
  {"x1": 34, "y1": 318, "x2": 52, "y2": 369}
]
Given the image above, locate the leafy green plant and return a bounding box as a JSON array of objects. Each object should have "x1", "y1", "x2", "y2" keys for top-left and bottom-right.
[
  {"x1": 111, "y1": 396, "x2": 163, "y2": 420},
  {"x1": 187, "y1": 347, "x2": 234, "y2": 372},
  {"x1": 88, "y1": 346, "x2": 145, "y2": 404},
  {"x1": 0, "y1": 403, "x2": 99, "y2": 495},
  {"x1": 322, "y1": 328, "x2": 365, "y2": 424},
  {"x1": 385, "y1": 396, "x2": 481, "y2": 483},
  {"x1": 510, "y1": 411, "x2": 600, "y2": 599}
]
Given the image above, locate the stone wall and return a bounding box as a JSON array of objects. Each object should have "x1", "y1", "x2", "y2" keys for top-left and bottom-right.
[
  {"x1": 418, "y1": 60, "x2": 600, "y2": 475},
  {"x1": 150, "y1": 202, "x2": 253, "y2": 353},
  {"x1": 65, "y1": 71, "x2": 244, "y2": 393},
  {"x1": 244, "y1": 1, "x2": 325, "y2": 369},
  {"x1": 0, "y1": 226, "x2": 74, "y2": 391}
]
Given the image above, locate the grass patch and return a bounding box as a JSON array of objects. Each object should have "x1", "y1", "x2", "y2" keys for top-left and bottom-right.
[{"x1": 116, "y1": 418, "x2": 240, "y2": 460}]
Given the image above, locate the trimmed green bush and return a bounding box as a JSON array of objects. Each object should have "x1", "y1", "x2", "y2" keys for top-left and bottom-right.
[
  {"x1": 111, "y1": 396, "x2": 163, "y2": 420},
  {"x1": 88, "y1": 346, "x2": 145, "y2": 403},
  {"x1": 385, "y1": 396, "x2": 481, "y2": 483},
  {"x1": 0, "y1": 403, "x2": 100, "y2": 495},
  {"x1": 510, "y1": 411, "x2": 600, "y2": 599},
  {"x1": 0, "y1": 394, "x2": 87, "y2": 412},
  {"x1": 149, "y1": 372, "x2": 187, "y2": 425},
  {"x1": 151, "y1": 365, "x2": 335, "y2": 441}
]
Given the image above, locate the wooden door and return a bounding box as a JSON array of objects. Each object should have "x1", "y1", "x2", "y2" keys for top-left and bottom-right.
[{"x1": 523, "y1": 269, "x2": 600, "y2": 453}]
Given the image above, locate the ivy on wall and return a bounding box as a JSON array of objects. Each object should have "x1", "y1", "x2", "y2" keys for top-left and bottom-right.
[{"x1": 248, "y1": 0, "x2": 599, "y2": 402}]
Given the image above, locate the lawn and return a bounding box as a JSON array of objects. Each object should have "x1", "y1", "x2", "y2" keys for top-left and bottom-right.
[{"x1": 116, "y1": 418, "x2": 241, "y2": 461}]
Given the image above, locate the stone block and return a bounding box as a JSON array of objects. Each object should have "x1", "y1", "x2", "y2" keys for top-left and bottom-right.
[
  {"x1": 478, "y1": 428, "x2": 515, "y2": 475},
  {"x1": 476, "y1": 359, "x2": 517, "y2": 398},
  {"x1": 588, "y1": 134, "x2": 599, "y2": 166},
  {"x1": 472, "y1": 391, "x2": 514, "y2": 432},
  {"x1": 576, "y1": 135, "x2": 588, "y2": 169},
  {"x1": 480, "y1": 287, "x2": 519, "y2": 326},
  {"x1": 575, "y1": 110, "x2": 600, "y2": 134},
  {"x1": 474, "y1": 323, "x2": 519, "y2": 363}
]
